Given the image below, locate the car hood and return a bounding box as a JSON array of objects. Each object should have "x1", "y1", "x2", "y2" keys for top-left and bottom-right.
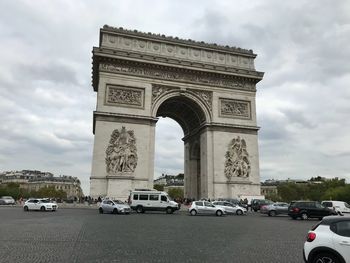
[{"x1": 116, "y1": 204, "x2": 130, "y2": 209}]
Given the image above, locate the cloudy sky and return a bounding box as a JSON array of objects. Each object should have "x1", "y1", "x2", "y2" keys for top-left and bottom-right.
[{"x1": 0, "y1": 0, "x2": 349, "y2": 195}]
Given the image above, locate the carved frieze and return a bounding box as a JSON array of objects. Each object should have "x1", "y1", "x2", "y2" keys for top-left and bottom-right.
[
  {"x1": 105, "y1": 85, "x2": 144, "y2": 108},
  {"x1": 220, "y1": 99, "x2": 251, "y2": 119},
  {"x1": 189, "y1": 89, "x2": 212, "y2": 111},
  {"x1": 224, "y1": 136, "x2": 251, "y2": 181},
  {"x1": 152, "y1": 84, "x2": 176, "y2": 103},
  {"x1": 101, "y1": 32, "x2": 255, "y2": 70},
  {"x1": 99, "y1": 61, "x2": 255, "y2": 91},
  {"x1": 106, "y1": 127, "x2": 138, "y2": 174}
]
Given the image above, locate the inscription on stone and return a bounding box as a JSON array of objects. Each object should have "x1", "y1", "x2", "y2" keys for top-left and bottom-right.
[
  {"x1": 106, "y1": 85, "x2": 144, "y2": 108},
  {"x1": 220, "y1": 99, "x2": 250, "y2": 119}
]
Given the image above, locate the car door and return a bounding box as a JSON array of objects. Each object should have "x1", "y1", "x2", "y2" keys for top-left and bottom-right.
[
  {"x1": 223, "y1": 202, "x2": 235, "y2": 213},
  {"x1": 204, "y1": 202, "x2": 216, "y2": 215},
  {"x1": 32, "y1": 199, "x2": 40, "y2": 210},
  {"x1": 331, "y1": 220, "x2": 350, "y2": 260},
  {"x1": 277, "y1": 203, "x2": 288, "y2": 214},
  {"x1": 195, "y1": 202, "x2": 205, "y2": 214}
]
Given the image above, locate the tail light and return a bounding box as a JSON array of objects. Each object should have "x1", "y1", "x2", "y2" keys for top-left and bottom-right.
[
  {"x1": 292, "y1": 207, "x2": 300, "y2": 213},
  {"x1": 306, "y1": 232, "x2": 316, "y2": 242}
]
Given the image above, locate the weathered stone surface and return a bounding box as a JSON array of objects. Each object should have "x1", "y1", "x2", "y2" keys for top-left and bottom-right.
[{"x1": 90, "y1": 26, "x2": 264, "y2": 200}]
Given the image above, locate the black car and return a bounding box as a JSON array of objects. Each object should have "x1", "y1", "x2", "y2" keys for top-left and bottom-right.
[{"x1": 288, "y1": 201, "x2": 337, "y2": 220}]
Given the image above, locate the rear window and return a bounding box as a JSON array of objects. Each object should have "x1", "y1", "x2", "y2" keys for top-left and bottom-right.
[{"x1": 322, "y1": 202, "x2": 332, "y2": 207}]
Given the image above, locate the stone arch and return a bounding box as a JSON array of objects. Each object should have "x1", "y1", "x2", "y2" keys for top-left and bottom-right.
[{"x1": 152, "y1": 90, "x2": 211, "y2": 137}]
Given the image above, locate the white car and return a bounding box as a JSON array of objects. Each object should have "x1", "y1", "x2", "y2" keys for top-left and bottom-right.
[
  {"x1": 304, "y1": 216, "x2": 350, "y2": 263},
  {"x1": 23, "y1": 199, "x2": 58, "y2": 211},
  {"x1": 0, "y1": 196, "x2": 15, "y2": 205},
  {"x1": 322, "y1": 200, "x2": 350, "y2": 215},
  {"x1": 189, "y1": 201, "x2": 226, "y2": 216},
  {"x1": 212, "y1": 201, "x2": 247, "y2": 215},
  {"x1": 99, "y1": 199, "x2": 131, "y2": 214}
]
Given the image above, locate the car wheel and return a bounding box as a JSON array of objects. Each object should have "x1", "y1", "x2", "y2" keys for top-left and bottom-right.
[
  {"x1": 113, "y1": 208, "x2": 118, "y2": 214},
  {"x1": 24, "y1": 206, "x2": 29, "y2": 211},
  {"x1": 291, "y1": 216, "x2": 297, "y2": 220},
  {"x1": 236, "y1": 210, "x2": 243, "y2": 215},
  {"x1": 190, "y1": 209, "x2": 197, "y2": 216},
  {"x1": 99, "y1": 208, "x2": 103, "y2": 214},
  {"x1": 136, "y1": 206, "x2": 144, "y2": 214},
  {"x1": 300, "y1": 213, "x2": 308, "y2": 220},
  {"x1": 311, "y1": 252, "x2": 339, "y2": 263},
  {"x1": 269, "y1": 210, "x2": 276, "y2": 217},
  {"x1": 40, "y1": 206, "x2": 46, "y2": 211},
  {"x1": 216, "y1": 210, "x2": 223, "y2": 216},
  {"x1": 166, "y1": 207, "x2": 173, "y2": 214}
]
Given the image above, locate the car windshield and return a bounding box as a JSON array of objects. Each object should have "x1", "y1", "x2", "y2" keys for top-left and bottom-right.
[
  {"x1": 166, "y1": 195, "x2": 173, "y2": 201},
  {"x1": 113, "y1": 200, "x2": 124, "y2": 204}
]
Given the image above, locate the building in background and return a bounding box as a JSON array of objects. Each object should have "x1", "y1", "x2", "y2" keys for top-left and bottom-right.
[{"x1": 0, "y1": 170, "x2": 83, "y2": 199}]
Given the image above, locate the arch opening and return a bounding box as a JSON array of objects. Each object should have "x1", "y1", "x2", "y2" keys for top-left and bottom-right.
[{"x1": 155, "y1": 96, "x2": 206, "y2": 200}]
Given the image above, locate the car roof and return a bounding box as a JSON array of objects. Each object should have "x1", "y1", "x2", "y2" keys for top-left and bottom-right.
[{"x1": 320, "y1": 216, "x2": 350, "y2": 225}]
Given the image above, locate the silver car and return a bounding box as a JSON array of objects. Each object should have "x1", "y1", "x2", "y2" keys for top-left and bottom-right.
[
  {"x1": 260, "y1": 202, "x2": 289, "y2": 216},
  {"x1": 99, "y1": 199, "x2": 131, "y2": 214},
  {"x1": 0, "y1": 196, "x2": 15, "y2": 205},
  {"x1": 189, "y1": 201, "x2": 226, "y2": 216},
  {"x1": 212, "y1": 201, "x2": 247, "y2": 215}
]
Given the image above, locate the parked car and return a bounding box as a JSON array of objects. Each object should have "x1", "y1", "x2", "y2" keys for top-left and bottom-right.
[
  {"x1": 189, "y1": 201, "x2": 226, "y2": 216},
  {"x1": 99, "y1": 199, "x2": 131, "y2": 214},
  {"x1": 288, "y1": 201, "x2": 337, "y2": 220},
  {"x1": 212, "y1": 201, "x2": 247, "y2": 215},
  {"x1": 23, "y1": 198, "x2": 58, "y2": 211},
  {"x1": 129, "y1": 190, "x2": 180, "y2": 214},
  {"x1": 251, "y1": 199, "x2": 274, "y2": 212},
  {"x1": 303, "y1": 216, "x2": 350, "y2": 263},
  {"x1": 0, "y1": 196, "x2": 15, "y2": 205},
  {"x1": 322, "y1": 200, "x2": 350, "y2": 215},
  {"x1": 260, "y1": 202, "x2": 289, "y2": 216}
]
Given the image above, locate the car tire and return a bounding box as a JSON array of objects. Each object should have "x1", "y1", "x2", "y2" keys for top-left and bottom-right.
[
  {"x1": 166, "y1": 207, "x2": 173, "y2": 214},
  {"x1": 311, "y1": 252, "x2": 339, "y2": 263},
  {"x1": 190, "y1": 209, "x2": 197, "y2": 216},
  {"x1": 216, "y1": 210, "x2": 223, "y2": 216},
  {"x1": 291, "y1": 216, "x2": 297, "y2": 220},
  {"x1": 40, "y1": 206, "x2": 46, "y2": 211},
  {"x1": 113, "y1": 208, "x2": 118, "y2": 214},
  {"x1": 300, "y1": 212, "x2": 308, "y2": 220},
  {"x1": 236, "y1": 210, "x2": 243, "y2": 215},
  {"x1": 269, "y1": 211, "x2": 276, "y2": 217},
  {"x1": 24, "y1": 206, "x2": 29, "y2": 211},
  {"x1": 136, "y1": 206, "x2": 144, "y2": 214},
  {"x1": 99, "y1": 208, "x2": 103, "y2": 214}
]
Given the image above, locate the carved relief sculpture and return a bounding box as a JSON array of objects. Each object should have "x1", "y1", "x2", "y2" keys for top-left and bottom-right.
[
  {"x1": 189, "y1": 89, "x2": 213, "y2": 111},
  {"x1": 106, "y1": 85, "x2": 144, "y2": 108},
  {"x1": 220, "y1": 99, "x2": 250, "y2": 119},
  {"x1": 224, "y1": 136, "x2": 251, "y2": 180},
  {"x1": 106, "y1": 127, "x2": 138, "y2": 174},
  {"x1": 151, "y1": 84, "x2": 175, "y2": 103}
]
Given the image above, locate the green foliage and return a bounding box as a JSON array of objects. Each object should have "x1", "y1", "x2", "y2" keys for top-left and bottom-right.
[
  {"x1": 153, "y1": 184, "x2": 164, "y2": 191},
  {"x1": 167, "y1": 188, "x2": 184, "y2": 199},
  {"x1": 276, "y1": 178, "x2": 349, "y2": 203},
  {"x1": 0, "y1": 184, "x2": 67, "y2": 200}
]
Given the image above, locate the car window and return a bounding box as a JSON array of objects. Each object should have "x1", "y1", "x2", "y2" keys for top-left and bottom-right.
[
  {"x1": 333, "y1": 221, "x2": 350, "y2": 237},
  {"x1": 133, "y1": 194, "x2": 139, "y2": 200},
  {"x1": 103, "y1": 201, "x2": 108, "y2": 204},
  {"x1": 107, "y1": 201, "x2": 113, "y2": 205},
  {"x1": 315, "y1": 203, "x2": 324, "y2": 208},
  {"x1": 139, "y1": 195, "x2": 148, "y2": 201},
  {"x1": 322, "y1": 202, "x2": 332, "y2": 207},
  {"x1": 345, "y1": 203, "x2": 350, "y2": 209},
  {"x1": 204, "y1": 202, "x2": 214, "y2": 207},
  {"x1": 150, "y1": 195, "x2": 159, "y2": 201},
  {"x1": 161, "y1": 195, "x2": 167, "y2": 202},
  {"x1": 224, "y1": 202, "x2": 232, "y2": 207},
  {"x1": 195, "y1": 202, "x2": 203, "y2": 206}
]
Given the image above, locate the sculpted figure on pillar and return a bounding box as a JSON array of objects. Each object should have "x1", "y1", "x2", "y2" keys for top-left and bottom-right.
[
  {"x1": 224, "y1": 136, "x2": 251, "y2": 180},
  {"x1": 105, "y1": 127, "x2": 138, "y2": 174}
]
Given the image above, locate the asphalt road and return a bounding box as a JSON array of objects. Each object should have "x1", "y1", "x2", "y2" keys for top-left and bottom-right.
[{"x1": 0, "y1": 207, "x2": 317, "y2": 263}]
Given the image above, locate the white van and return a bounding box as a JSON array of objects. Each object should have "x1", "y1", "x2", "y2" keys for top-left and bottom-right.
[
  {"x1": 129, "y1": 189, "x2": 180, "y2": 214},
  {"x1": 321, "y1": 200, "x2": 350, "y2": 214}
]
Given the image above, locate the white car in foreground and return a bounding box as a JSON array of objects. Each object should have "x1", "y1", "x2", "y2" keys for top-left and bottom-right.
[
  {"x1": 304, "y1": 216, "x2": 350, "y2": 263},
  {"x1": 99, "y1": 199, "x2": 131, "y2": 214},
  {"x1": 23, "y1": 199, "x2": 58, "y2": 211},
  {"x1": 189, "y1": 201, "x2": 226, "y2": 216}
]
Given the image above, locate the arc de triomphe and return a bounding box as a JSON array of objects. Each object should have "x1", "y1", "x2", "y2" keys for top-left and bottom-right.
[{"x1": 90, "y1": 25, "x2": 264, "y2": 200}]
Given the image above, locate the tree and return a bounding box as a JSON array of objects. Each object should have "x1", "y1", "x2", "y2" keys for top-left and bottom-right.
[
  {"x1": 154, "y1": 184, "x2": 164, "y2": 191},
  {"x1": 167, "y1": 188, "x2": 184, "y2": 199}
]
